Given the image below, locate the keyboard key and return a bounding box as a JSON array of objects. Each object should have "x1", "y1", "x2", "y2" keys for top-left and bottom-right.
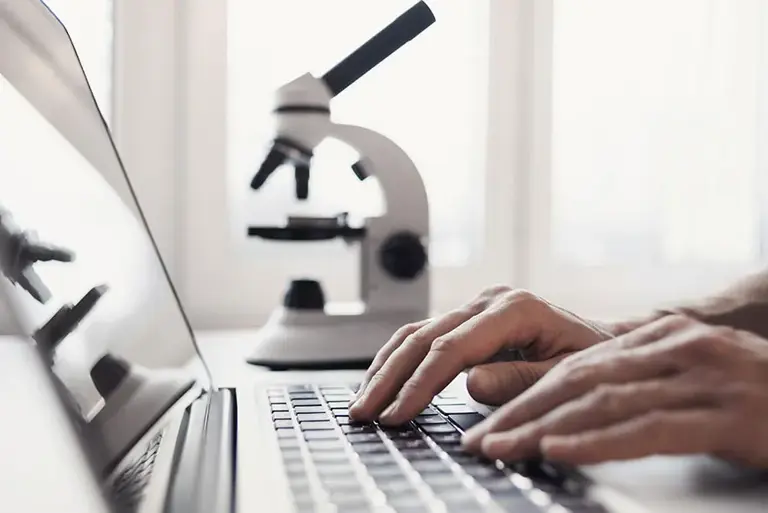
[
  {"x1": 462, "y1": 464, "x2": 504, "y2": 479},
  {"x1": 297, "y1": 413, "x2": 329, "y2": 422},
  {"x1": 446, "y1": 413, "x2": 485, "y2": 431},
  {"x1": 295, "y1": 406, "x2": 326, "y2": 414},
  {"x1": 437, "y1": 405, "x2": 479, "y2": 415},
  {"x1": 287, "y1": 385, "x2": 313, "y2": 392},
  {"x1": 320, "y1": 386, "x2": 350, "y2": 393},
  {"x1": 492, "y1": 496, "x2": 543, "y2": 512},
  {"x1": 431, "y1": 396, "x2": 464, "y2": 406},
  {"x1": 392, "y1": 438, "x2": 428, "y2": 450},
  {"x1": 341, "y1": 425, "x2": 377, "y2": 434},
  {"x1": 300, "y1": 421, "x2": 336, "y2": 431},
  {"x1": 322, "y1": 477, "x2": 364, "y2": 491},
  {"x1": 367, "y1": 465, "x2": 404, "y2": 479},
  {"x1": 274, "y1": 420, "x2": 295, "y2": 429},
  {"x1": 346, "y1": 433, "x2": 381, "y2": 443},
  {"x1": 476, "y1": 476, "x2": 521, "y2": 494},
  {"x1": 410, "y1": 460, "x2": 451, "y2": 474},
  {"x1": 421, "y1": 424, "x2": 458, "y2": 435},
  {"x1": 271, "y1": 404, "x2": 289, "y2": 412},
  {"x1": 351, "y1": 442, "x2": 390, "y2": 454},
  {"x1": 429, "y1": 433, "x2": 463, "y2": 445},
  {"x1": 304, "y1": 431, "x2": 340, "y2": 441},
  {"x1": 307, "y1": 440, "x2": 346, "y2": 451},
  {"x1": 311, "y1": 452, "x2": 351, "y2": 463},
  {"x1": 327, "y1": 401, "x2": 350, "y2": 408},
  {"x1": 280, "y1": 449, "x2": 304, "y2": 461},
  {"x1": 334, "y1": 410, "x2": 350, "y2": 418},
  {"x1": 359, "y1": 453, "x2": 397, "y2": 466},
  {"x1": 277, "y1": 429, "x2": 298, "y2": 439},
  {"x1": 292, "y1": 400, "x2": 323, "y2": 407},
  {"x1": 401, "y1": 449, "x2": 441, "y2": 461},
  {"x1": 272, "y1": 412, "x2": 292, "y2": 420},
  {"x1": 316, "y1": 464, "x2": 356, "y2": 477},
  {"x1": 289, "y1": 392, "x2": 318, "y2": 399},
  {"x1": 324, "y1": 394, "x2": 354, "y2": 402},
  {"x1": 420, "y1": 407, "x2": 438, "y2": 416},
  {"x1": 336, "y1": 416, "x2": 352, "y2": 425},
  {"x1": 414, "y1": 416, "x2": 447, "y2": 425},
  {"x1": 278, "y1": 438, "x2": 301, "y2": 449}
]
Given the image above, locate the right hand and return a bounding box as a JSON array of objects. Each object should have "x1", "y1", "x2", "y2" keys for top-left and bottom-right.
[{"x1": 348, "y1": 287, "x2": 616, "y2": 425}]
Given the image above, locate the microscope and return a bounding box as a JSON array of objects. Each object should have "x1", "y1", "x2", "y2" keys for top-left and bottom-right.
[{"x1": 246, "y1": 2, "x2": 435, "y2": 369}]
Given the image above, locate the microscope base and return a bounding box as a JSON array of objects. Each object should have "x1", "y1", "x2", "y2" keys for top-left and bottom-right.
[{"x1": 247, "y1": 305, "x2": 426, "y2": 370}]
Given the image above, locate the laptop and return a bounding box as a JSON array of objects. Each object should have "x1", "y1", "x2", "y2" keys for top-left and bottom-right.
[{"x1": 2, "y1": 1, "x2": 768, "y2": 512}]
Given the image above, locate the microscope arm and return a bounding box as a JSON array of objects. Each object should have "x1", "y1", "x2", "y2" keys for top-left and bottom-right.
[{"x1": 328, "y1": 123, "x2": 429, "y2": 233}]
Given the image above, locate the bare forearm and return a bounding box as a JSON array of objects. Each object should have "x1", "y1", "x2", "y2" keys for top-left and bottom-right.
[{"x1": 609, "y1": 269, "x2": 768, "y2": 339}]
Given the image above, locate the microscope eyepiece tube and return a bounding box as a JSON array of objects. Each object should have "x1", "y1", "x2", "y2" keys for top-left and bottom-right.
[{"x1": 320, "y1": 1, "x2": 435, "y2": 98}]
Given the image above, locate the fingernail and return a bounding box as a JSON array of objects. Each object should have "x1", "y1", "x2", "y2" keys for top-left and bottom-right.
[{"x1": 482, "y1": 433, "x2": 520, "y2": 459}]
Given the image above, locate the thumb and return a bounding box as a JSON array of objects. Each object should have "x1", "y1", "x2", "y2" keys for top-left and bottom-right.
[{"x1": 466, "y1": 360, "x2": 559, "y2": 406}]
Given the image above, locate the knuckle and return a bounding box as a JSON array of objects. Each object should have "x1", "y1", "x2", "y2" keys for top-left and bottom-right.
[
  {"x1": 664, "y1": 314, "x2": 695, "y2": 330},
  {"x1": 403, "y1": 329, "x2": 433, "y2": 349},
  {"x1": 503, "y1": 288, "x2": 538, "y2": 304},
  {"x1": 479, "y1": 284, "x2": 513, "y2": 299},
  {"x1": 398, "y1": 321, "x2": 427, "y2": 336},
  {"x1": 430, "y1": 335, "x2": 459, "y2": 355}
]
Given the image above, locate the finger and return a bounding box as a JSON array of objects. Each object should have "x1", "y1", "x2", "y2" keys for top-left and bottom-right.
[
  {"x1": 478, "y1": 377, "x2": 713, "y2": 460},
  {"x1": 351, "y1": 319, "x2": 430, "y2": 403},
  {"x1": 462, "y1": 338, "x2": 683, "y2": 450},
  {"x1": 349, "y1": 304, "x2": 485, "y2": 421},
  {"x1": 466, "y1": 358, "x2": 566, "y2": 406},
  {"x1": 378, "y1": 294, "x2": 556, "y2": 424},
  {"x1": 539, "y1": 409, "x2": 727, "y2": 465},
  {"x1": 24, "y1": 244, "x2": 74, "y2": 262}
]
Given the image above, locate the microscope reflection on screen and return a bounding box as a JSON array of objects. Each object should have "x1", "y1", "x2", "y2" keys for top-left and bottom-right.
[{"x1": 246, "y1": 2, "x2": 436, "y2": 370}]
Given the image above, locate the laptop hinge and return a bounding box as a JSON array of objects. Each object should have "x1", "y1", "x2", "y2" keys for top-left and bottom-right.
[{"x1": 165, "y1": 388, "x2": 236, "y2": 513}]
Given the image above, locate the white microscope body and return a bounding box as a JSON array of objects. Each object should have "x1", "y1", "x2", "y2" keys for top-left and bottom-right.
[{"x1": 247, "y1": 2, "x2": 435, "y2": 368}]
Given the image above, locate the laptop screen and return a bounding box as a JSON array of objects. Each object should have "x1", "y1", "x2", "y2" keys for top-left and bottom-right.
[{"x1": 0, "y1": 0, "x2": 210, "y2": 469}]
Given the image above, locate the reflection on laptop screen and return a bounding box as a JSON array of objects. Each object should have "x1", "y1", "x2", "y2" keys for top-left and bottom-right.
[{"x1": 0, "y1": 0, "x2": 209, "y2": 469}]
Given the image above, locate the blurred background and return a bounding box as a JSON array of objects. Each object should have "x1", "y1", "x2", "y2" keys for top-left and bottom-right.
[{"x1": 24, "y1": 0, "x2": 768, "y2": 328}]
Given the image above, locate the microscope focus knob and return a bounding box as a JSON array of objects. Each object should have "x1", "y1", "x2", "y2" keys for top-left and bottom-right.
[
  {"x1": 284, "y1": 279, "x2": 326, "y2": 310},
  {"x1": 379, "y1": 232, "x2": 427, "y2": 280}
]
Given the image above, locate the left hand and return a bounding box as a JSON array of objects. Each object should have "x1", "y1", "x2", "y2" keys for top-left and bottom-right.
[{"x1": 462, "y1": 314, "x2": 768, "y2": 468}]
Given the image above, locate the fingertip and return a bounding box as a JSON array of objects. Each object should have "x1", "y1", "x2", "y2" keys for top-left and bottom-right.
[
  {"x1": 480, "y1": 433, "x2": 511, "y2": 459},
  {"x1": 539, "y1": 435, "x2": 571, "y2": 460}
]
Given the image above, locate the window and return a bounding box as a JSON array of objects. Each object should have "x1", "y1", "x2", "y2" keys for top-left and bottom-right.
[
  {"x1": 228, "y1": 0, "x2": 490, "y2": 266},
  {"x1": 527, "y1": 0, "x2": 768, "y2": 318}
]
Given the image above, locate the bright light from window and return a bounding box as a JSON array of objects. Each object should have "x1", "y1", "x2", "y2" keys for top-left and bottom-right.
[
  {"x1": 227, "y1": 0, "x2": 489, "y2": 266},
  {"x1": 552, "y1": 0, "x2": 768, "y2": 266}
]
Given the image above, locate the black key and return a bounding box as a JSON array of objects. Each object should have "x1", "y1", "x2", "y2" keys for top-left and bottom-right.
[
  {"x1": 351, "y1": 442, "x2": 389, "y2": 454},
  {"x1": 392, "y1": 438, "x2": 428, "y2": 450},
  {"x1": 291, "y1": 399, "x2": 323, "y2": 407},
  {"x1": 277, "y1": 429, "x2": 298, "y2": 439},
  {"x1": 410, "y1": 460, "x2": 451, "y2": 474},
  {"x1": 414, "y1": 416, "x2": 447, "y2": 426},
  {"x1": 289, "y1": 392, "x2": 318, "y2": 399},
  {"x1": 271, "y1": 404, "x2": 289, "y2": 412},
  {"x1": 346, "y1": 433, "x2": 381, "y2": 443},
  {"x1": 400, "y1": 449, "x2": 440, "y2": 461},
  {"x1": 429, "y1": 433, "x2": 463, "y2": 445},
  {"x1": 300, "y1": 421, "x2": 335, "y2": 431},
  {"x1": 297, "y1": 413, "x2": 328, "y2": 422},
  {"x1": 341, "y1": 425, "x2": 376, "y2": 434},
  {"x1": 295, "y1": 406, "x2": 326, "y2": 414},
  {"x1": 386, "y1": 430, "x2": 423, "y2": 441},
  {"x1": 307, "y1": 440, "x2": 346, "y2": 451},
  {"x1": 274, "y1": 420, "x2": 296, "y2": 429},
  {"x1": 327, "y1": 401, "x2": 350, "y2": 408},
  {"x1": 420, "y1": 407, "x2": 438, "y2": 416},
  {"x1": 304, "y1": 431, "x2": 340, "y2": 441},
  {"x1": 446, "y1": 413, "x2": 485, "y2": 431},
  {"x1": 421, "y1": 424, "x2": 457, "y2": 435},
  {"x1": 272, "y1": 412, "x2": 292, "y2": 420},
  {"x1": 438, "y1": 405, "x2": 479, "y2": 415}
]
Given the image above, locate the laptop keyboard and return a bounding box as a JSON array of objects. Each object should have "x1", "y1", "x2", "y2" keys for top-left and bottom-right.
[
  {"x1": 110, "y1": 431, "x2": 164, "y2": 513},
  {"x1": 268, "y1": 384, "x2": 606, "y2": 513}
]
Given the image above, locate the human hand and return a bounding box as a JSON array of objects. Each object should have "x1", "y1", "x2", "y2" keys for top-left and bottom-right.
[
  {"x1": 462, "y1": 315, "x2": 768, "y2": 469},
  {"x1": 348, "y1": 287, "x2": 614, "y2": 425}
]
